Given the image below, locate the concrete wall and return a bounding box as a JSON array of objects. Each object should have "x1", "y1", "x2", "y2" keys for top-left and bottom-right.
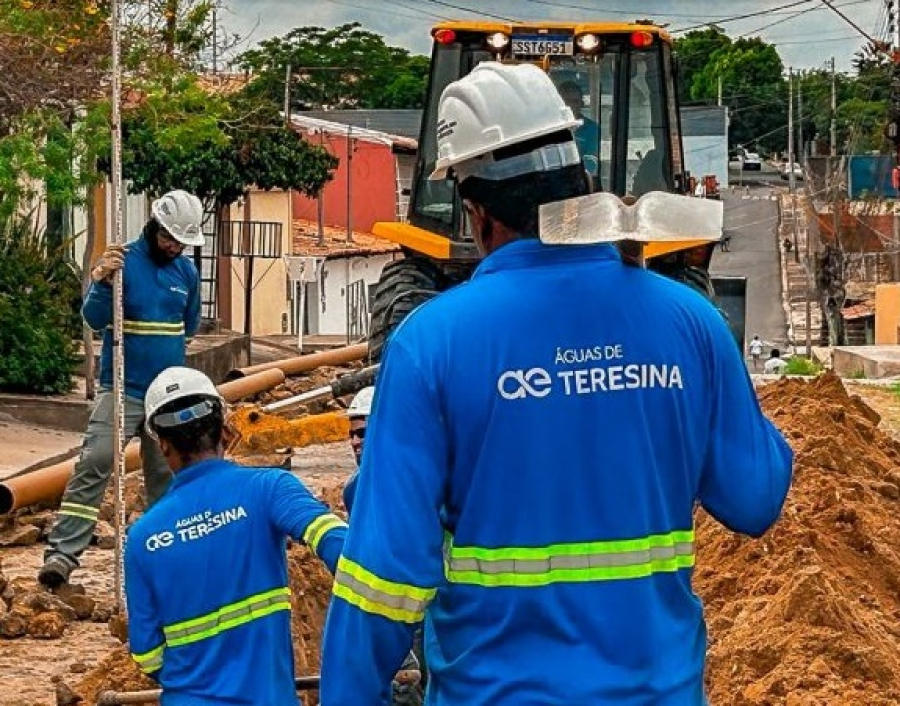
[
  {"x1": 293, "y1": 129, "x2": 399, "y2": 233},
  {"x1": 876, "y1": 283, "x2": 900, "y2": 344},
  {"x1": 311, "y1": 253, "x2": 396, "y2": 337},
  {"x1": 226, "y1": 191, "x2": 293, "y2": 336}
]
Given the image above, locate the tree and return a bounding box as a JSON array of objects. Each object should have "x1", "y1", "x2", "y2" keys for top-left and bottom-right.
[
  {"x1": 0, "y1": 0, "x2": 109, "y2": 129},
  {"x1": 688, "y1": 36, "x2": 787, "y2": 154},
  {"x1": 111, "y1": 79, "x2": 338, "y2": 208},
  {"x1": 673, "y1": 27, "x2": 731, "y2": 105},
  {"x1": 236, "y1": 23, "x2": 429, "y2": 111}
]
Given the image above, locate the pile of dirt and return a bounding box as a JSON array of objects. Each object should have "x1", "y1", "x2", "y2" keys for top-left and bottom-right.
[
  {"x1": 698, "y1": 372, "x2": 900, "y2": 704},
  {"x1": 74, "y1": 646, "x2": 157, "y2": 703}
]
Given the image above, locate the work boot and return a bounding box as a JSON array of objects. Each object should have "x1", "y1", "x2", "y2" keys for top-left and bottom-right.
[{"x1": 38, "y1": 557, "x2": 73, "y2": 589}]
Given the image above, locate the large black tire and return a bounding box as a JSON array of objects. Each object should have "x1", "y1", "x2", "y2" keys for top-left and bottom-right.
[{"x1": 367, "y1": 258, "x2": 447, "y2": 363}]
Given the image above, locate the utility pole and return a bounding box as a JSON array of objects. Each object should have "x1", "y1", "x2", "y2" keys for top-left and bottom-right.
[
  {"x1": 830, "y1": 57, "x2": 837, "y2": 158},
  {"x1": 317, "y1": 130, "x2": 326, "y2": 247},
  {"x1": 889, "y1": 0, "x2": 900, "y2": 279},
  {"x1": 283, "y1": 63, "x2": 292, "y2": 127},
  {"x1": 346, "y1": 125, "x2": 354, "y2": 243},
  {"x1": 211, "y1": 6, "x2": 218, "y2": 75},
  {"x1": 788, "y1": 68, "x2": 800, "y2": 263},
  {"x1": 797, "y1": 71, "x2": 804, "y2": 162},
  {"x1": 717, "y1": 76, "x2": 723, "y2": 106}
]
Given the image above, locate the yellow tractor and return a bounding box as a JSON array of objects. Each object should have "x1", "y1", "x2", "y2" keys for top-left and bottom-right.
[{"x1": 368, "y1": 20, "x2": 720, "y2": 360}]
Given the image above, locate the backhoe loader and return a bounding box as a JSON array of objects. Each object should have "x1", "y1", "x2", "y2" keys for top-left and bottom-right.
[{"x1": 368, "y1": 19, "x2": 726, "y2": 361}]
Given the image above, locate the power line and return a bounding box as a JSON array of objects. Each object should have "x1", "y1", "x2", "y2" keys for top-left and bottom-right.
[
  {"x1": 325, "y1": 0, "x2": 450, "y2": 22},
  {"x1": 672, "y1": 0, "x2": 818, "y2": 33},
  {"x1": 416, "y1": 0, "x2": 518, "y2": 21},
  {"x1": 819, "y1": 0, "x2": 885, "y2": 46}
]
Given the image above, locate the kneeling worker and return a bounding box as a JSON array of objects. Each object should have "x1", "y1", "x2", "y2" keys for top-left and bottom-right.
[{"x1": 125, "y1": 366, "x2": 347, "y2": 706}]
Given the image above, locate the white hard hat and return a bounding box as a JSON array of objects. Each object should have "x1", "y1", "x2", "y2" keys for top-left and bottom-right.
[
  {"x1": 347, "y1": 387, "x2": 375, "y2": 418},
  {"x1": 145, "y1": 366, "x2": 224, "y2": 433},
  {"x1": 151, "y1": 189, "x2": 206, "y2": 246},
  {"x1": 429, "y1": 62, "x2": 582, "y2": 182}
]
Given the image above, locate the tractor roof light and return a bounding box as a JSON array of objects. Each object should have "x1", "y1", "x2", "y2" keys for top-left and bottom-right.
[
  {"x1": 576, "y1": 33, "x2": 601, "y2": 53},
  {"x1": 434, "y1": 28, "x2": 457, "y2": 45},
  {"x1": 486, "y1": 32, "x2": 510, "y2": 50},
  {"x1": 630, "y1": 31, "x2": 654, "y2": 49}
]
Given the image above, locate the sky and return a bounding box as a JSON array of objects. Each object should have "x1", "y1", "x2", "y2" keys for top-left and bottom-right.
[{"x1": 217, "y1": 0, "x2": 887, "y2": 74}]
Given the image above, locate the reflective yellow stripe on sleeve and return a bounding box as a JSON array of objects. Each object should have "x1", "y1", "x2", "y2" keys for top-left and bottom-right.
[
  {"x1": 131, "y1": 643, "x2": 164, "y2": 674},
  {"x1": 446, "y1": 530, "x2": 695, "y2": 588},
  {"x1": 332, "y1": 557, "x2": 435, "y2": 624},
  {"x1": 302, "y1": 513, "x2": 348, "y2": 553}
]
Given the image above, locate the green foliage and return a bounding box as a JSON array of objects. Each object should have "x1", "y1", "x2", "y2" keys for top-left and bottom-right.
[
  {"x1": 0, "y1": 214, "x2": 80, "y2": 394},
  {"x1": 110, "y1": 78, "x2": 338, "y2": 205},
  {"x1": 674, "y1": 28, "x2": 731, "y2": 105},
  {"x1": 846, "y1": 368, "x2": 867, "y2": 379},
  {"x1": 236, "y1": 23, "x2": 429, "y2": 110},
  {"x1": 836, "y1": 98, "x2": 890, "y2": 153},
  {"x1": 784, "y1": 356, "x2": 823, "y2": 376},
  {"x1": 673, "y1": 28, "x2": 890, "y2": 156},
  {"x1": 0, "y1": 110, "x2": 105, "y2": 221}
]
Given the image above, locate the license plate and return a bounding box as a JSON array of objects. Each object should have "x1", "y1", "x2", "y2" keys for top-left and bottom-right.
[{"x1": 511, "y1": 35, "x2": 573, "y2": 56}]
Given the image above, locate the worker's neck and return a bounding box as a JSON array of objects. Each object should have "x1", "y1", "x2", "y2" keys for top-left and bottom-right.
[{"x1": 173, "y1": 449, "x2": 223, "y2": 474}]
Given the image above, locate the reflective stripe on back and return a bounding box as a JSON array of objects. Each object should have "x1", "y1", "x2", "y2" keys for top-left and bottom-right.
[
  {"x1": 163, "y1": 587, "x2": 291, "y2": 648},
  {"x1": 445, "y1": 530, "x2": 695, "y2": 587}
]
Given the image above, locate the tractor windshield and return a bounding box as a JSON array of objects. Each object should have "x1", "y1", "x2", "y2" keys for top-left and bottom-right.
[{"x1": 410, "y1": 34, "x2": 682, "y2": 240}]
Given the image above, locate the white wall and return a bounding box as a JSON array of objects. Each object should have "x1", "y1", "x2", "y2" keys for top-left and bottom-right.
[
  {"x1": 684, "y1": 136, "x2": 729, "y2": 189},
  {"x1": 312, "y1": 253, "x2": 397, "y2": 337}
]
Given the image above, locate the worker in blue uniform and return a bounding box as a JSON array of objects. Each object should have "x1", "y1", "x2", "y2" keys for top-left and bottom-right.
[
  {"x1": 40, "y1": 189, "x2": 205, "y2": 589},
  {"x1": 125, "y1": 366, "x2": 347, "y2": 706},
  {"x1": 320, "y1": 62, "x2": 793, "y2": 706},
  {"x1": 341, "y1": 385, "x2": 374, "y2": 515}
]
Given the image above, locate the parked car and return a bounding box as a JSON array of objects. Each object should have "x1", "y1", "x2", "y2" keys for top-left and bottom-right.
[
  {"x1": 780, "y1": 162, "x2": 804, "y2": 180},
  {"x1": 741, "y1": 152, "x2": 762, "y2": 171}
]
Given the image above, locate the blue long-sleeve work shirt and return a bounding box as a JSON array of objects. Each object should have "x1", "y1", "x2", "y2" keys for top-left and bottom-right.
[
  {"x1": 125, "y1": 459, "x2": 347, "y2": 706},
  {"x1": 320, "y1": 239, "x2": 792, "y2": 705},
  {"x1": 82, "y1": 235, "x2": 200, "y2": 400}
]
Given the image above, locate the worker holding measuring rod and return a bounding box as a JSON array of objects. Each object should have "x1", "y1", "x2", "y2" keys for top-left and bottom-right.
[{"x1": 38, "y1": 190, "x2": 204, "y2": 589}]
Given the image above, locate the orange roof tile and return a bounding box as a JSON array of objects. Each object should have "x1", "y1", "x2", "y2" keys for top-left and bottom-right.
[{"x1": 292, "y1": 220, "x2": 400, "y2": 258}]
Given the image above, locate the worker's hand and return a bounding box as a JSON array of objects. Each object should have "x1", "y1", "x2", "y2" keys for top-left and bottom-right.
[{"x1": 90, "y1": 244, "x2": 126, "y2": 283}]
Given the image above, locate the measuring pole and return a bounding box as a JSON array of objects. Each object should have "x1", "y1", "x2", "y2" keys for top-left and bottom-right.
[{"x1": 110, "y1": 0, "x2": 127, "y2": 613}]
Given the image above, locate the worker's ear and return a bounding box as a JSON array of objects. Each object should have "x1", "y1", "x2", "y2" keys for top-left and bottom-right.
[
  {"x1": 464, "y1": 199, "x2": 492, "y2": 256},
  {"x1": 221, "y1": 422, "x2": 237, "y2": 451}
]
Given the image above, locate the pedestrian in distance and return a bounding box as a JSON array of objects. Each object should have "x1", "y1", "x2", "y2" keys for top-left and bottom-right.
[
  {"x1": 764, "y1": 349, "x2": 789, "y2": 375},
  {"x1": 125, "y1": 366, "x2": 347, "y2": 705},
  {"x1": 748, "y1": 334, "x2": 764, "y2": 371},
  {"x1": 320, "y1": 62, "x2": 793, "y2": 705},
  {"x1": 39, "y1": 190, "x2": 205, "y2": 589}
]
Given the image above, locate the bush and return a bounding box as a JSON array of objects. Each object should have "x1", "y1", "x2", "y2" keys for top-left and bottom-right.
[
  {"x1": 0, "y1": 215, "x2": 80, "y2": 394},
  {"x1": 783, "y1": 356, "x2": 823, "y2": 376}
]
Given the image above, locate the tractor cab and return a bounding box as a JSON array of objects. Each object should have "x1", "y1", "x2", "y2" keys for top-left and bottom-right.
[
  {"x1": 367, "y1": 21, "x2": 722, "y2": 361},
  {"x1": 374, "y1": 21, "x2": 690, "y2": 262}
]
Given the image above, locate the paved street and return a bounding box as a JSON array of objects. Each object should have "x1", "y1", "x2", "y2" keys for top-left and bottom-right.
[{"x1": 711, "y1": 172, "x2": 789, "y2": 357}]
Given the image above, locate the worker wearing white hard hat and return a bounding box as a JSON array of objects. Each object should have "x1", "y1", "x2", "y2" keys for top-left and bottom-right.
[
  {"x1": 39, "y1": 189, "x2": 204, "y2": 590},
  {"x1": 342, "y1": 386, "x2": 374, "y2": 515},
  {"x1": 126, "y1": 367, "x2": 347, "y2": 705},
  {"x1": 320, "y1": 61, "x2": 792, "y2": 705}
]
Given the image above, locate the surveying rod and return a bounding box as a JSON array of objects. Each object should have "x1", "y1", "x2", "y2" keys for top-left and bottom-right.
[{"x1": 109, "y1": 0, "x2": 127, "y2": 613}]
